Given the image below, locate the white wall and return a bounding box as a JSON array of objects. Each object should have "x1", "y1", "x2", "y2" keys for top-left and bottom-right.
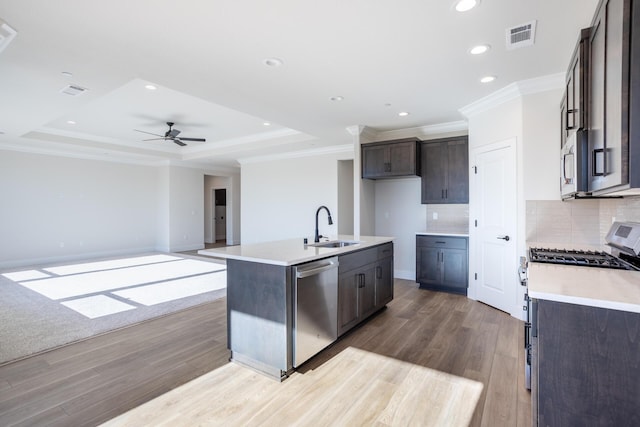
[
  {"x1": 337, "y1": 160, "x2": 354, "y2": 235},
  {"x1": 240, "y1": 151, "x2": 351, "y2": 244},
  {"x1": 167, "y1": 166, "x2": 205, "y2": 252},
  {"x1": 374, "y1": 177, "x2": 426, "y2": 279},
  {"x1": 522, "y1": 89, "x2": 563, "y2": 200},
  {"x1": 0, "y1": 151, "x2": 158, "y2": 268}
]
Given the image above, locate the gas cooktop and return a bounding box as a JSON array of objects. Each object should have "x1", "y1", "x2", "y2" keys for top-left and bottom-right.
[{"x1": 528, "y1": 248, "x2": 638, "y2": 270}]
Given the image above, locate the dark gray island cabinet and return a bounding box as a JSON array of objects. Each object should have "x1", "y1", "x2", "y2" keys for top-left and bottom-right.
[{"x1": 199, "y1": 236, "x2": 394, "y2": 380}]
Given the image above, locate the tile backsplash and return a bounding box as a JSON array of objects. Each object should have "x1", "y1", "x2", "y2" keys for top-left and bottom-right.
[
  {"x1": 426, "y1": 204, "x2": 469, "y2": 233},
  {"x1": 526, "y1": 198, "x2": 640, "y2": 245}
]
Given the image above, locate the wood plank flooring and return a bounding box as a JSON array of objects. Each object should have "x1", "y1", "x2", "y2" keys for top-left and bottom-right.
[{"x1": 0, "y1": 280, "x2": 531, "y2": 426}]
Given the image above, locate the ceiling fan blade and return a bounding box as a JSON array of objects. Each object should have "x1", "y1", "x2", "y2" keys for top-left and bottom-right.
[
  {"x1": 179, "y1": 137, "x2": 206, "y2": 142},
  {"x1": 134, "y1": 129, "x2": 164, "y2": 137},
  {"x1": 173, "y1": 139, "x2": 187, "y2": 147},
  {"x1": 143, "y1": 137, "x2": 166, "y2": 141}
]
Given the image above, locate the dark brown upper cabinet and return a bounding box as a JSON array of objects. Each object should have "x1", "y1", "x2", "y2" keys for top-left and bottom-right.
[
  {"x1": 563, "y1": 28, "x2": 591, "y2": 138},
  {"x1": 361, "y1": 138, "x2": 421, "y2": 179},
  {"x1": 587, "y1": 0, "x2": 640, "y2": 195},
  {"x1": 421, "y1": 136, "x2": 469, "y2": 204}
]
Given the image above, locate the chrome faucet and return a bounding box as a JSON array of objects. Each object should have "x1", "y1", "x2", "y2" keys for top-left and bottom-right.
[{"x1": 314, "y1": 205, "x2": 333, "y2": 243}]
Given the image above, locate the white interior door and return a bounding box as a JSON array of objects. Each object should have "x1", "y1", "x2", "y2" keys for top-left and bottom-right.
[{"x1": 472, "y1": 139, "x2": 517, "y2": 314}]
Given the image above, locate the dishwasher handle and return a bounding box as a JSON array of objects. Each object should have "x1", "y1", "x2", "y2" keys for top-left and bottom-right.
[{"x1": 295, "y1": 259, "x2": 338, "y2": 279}]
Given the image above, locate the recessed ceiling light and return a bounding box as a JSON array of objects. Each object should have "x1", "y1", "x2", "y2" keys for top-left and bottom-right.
[
  {"x1": 66, "y1": 120, "x2": 76, "y2": 125},
  {"x1": 330, "y1": 96, "x2": 344, "y2": 102},
  {"x1": 470, "y1": 44, "x2": 490, "y2": 55},
  {"x1": 61, "y1": 71, "x2": 73, "y2": 78},
  {"x1": 480, "y1": 75, "x2": 496, "y2": 83},
  {"x1": 398, "y1": 111, "x2": 410, "y2": 117},
  {"x1": 384, "y1": 103, "x2": 392, "y2": 107},
  {"x1": 263, "y1": 57, "x2": 283, "y2": 67},
  {"x1": 263, "y1": 122, "x2": 271, "y2": 126},
  {"x1": 455, "y1": 0, "x2": 479, "y2": 12},
  {"x1": 144, "y1": 84, "x2": 157, "y2": 90}
]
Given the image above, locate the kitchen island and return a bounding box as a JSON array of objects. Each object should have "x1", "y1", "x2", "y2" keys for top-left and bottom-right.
[{"x1": 198, "y1": 235, "x2": 394, "y2": 380}]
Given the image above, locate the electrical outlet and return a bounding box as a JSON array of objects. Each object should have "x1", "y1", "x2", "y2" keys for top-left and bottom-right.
[{"x1": 432, "y1": 212, "x2": 438, "y2": 220}]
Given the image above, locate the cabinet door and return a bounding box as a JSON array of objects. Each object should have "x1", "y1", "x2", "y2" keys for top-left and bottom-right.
[
  {"x1": 416, "y1": 246, "x2": 441, "y2": 285},
  {"x1": 388, "y1": 141, "x2": 417, "y2": 176},
  {"x1": 359, "y1": 264, "x2": 377, "y2": 319},
  {"x1": 338, "y1": 271, "x2": 359, "y2": 336},
  {"x1": 375, "y1": 256, "x2": 393, "y2": 307},
  {"x1": 421, "y1": 142, "x2": 447, "y2": 203},
  {"x1": 362, "y1": 145, "x2": 388, "y2": 179},
  {"x1": 560, "y1": 95, "x2": 568, "y2": 149},
  {"x1": 446, "y1": 139, "x2": 469, "y2": 203},
  {"x1": 441, "y1": 248, "x2": 468, "y2": 289},
  {"x1": 589, "y1": 0, "x2": 626, "y2": 193}
]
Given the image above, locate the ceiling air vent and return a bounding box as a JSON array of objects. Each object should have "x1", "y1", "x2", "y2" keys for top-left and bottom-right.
[
  {"x1": 0, "y1": 19, "x2": 17, "y2": 54},
  {"x1": 506, "y1": 20, "x2": 536, "y2": 50},
  {"x1": 60, "y1": 84, "x2": 88, "y2": 96}
]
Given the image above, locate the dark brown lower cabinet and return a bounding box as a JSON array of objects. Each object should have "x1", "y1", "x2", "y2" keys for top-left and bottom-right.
[
  {"x1": 416, "y1": 235, "x2": 468, "y2": 295},
  {"x1": 532, "y1": 299, "x2": 640, "y2": 426},
  {"x1": 338, "y1": 243, "x2": 394, "y2": 336}
]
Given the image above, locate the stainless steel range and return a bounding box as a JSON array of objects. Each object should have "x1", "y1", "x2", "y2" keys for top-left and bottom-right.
[{"x1": 522, "y1": 221, "x2": 640, "y2": 390}]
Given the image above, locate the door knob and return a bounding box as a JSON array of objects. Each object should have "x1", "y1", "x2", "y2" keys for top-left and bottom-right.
[{"x1": 497, "y1": 235, "x2": 510, "y2": 241}]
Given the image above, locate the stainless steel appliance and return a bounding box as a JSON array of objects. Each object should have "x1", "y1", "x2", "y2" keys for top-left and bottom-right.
[
  {"x1": 292, "y1": 256, "x2": 338, "y2": 367},
  {"x1": 523, "y1": 221, "x2": 640, "y2": 390},
  {"x1": 560, "y1": 129, "x2": 589, "y2": 199}
]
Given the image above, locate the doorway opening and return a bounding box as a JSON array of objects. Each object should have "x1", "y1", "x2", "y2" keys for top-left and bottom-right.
[
  {"x1": 213, "y1": 188, "x2": 227, "y2": 246},
  {"x1": 204, "y1": 174, "x2": 236, "y2": 248}
]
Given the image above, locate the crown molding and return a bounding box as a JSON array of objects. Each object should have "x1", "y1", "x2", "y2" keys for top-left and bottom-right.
[
  {"x1": 459, "y1": 73, "x2": 564, "y2": 118},
  {"x1": 238, "y1": 144, "x2": 354, "y2": 165},
  {"x1": 375, "y1": 120, "x2": 468, "y2": 140}
]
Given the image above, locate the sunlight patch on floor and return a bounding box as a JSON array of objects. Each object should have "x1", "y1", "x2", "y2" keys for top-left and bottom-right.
[
  {"x1": 20, "y1": 259, "x2": 225, "y2": 300},
  {"x1": 3, "y1": 254, "x2": 227, "y2": 319},
  {"x1": 114, "y1": 271, "x2": 227, "y2": 306},
  {"x1": 2, "y1": 270, "x2": 51, "y2": 281},
  {"x1": 43, "y1": 254, "x2": 182, "y2": 276},
  {"x1": 61, "y1": 295, "x2": 137, "y2": 319}
]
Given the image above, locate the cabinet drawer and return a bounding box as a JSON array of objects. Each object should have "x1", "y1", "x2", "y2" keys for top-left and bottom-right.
[
  {"x1": 377, "y1": 243, "x2": 393, "y2": 259},
  {"x1": 416, "y1": 235, "x2": 467, "y2": 250},
  {"x1": 339, "y1": 247, "x2": 378, "y2": 273}
]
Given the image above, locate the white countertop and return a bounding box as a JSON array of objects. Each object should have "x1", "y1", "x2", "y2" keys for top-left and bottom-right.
[
  {"x1": 416, "y1": 232, "x2": 469, "y2": 237},
  {"x1": 528, "y1": 262, "x2": 640, "y2": 313},
  {"x1": 197, "y1": 235, "x2": 394, "y2": 266}
]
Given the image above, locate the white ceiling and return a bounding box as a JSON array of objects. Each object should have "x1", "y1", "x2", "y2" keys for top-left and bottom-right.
[{"x1": 0, "y1": 0, "x2": 599, "y2": 170}]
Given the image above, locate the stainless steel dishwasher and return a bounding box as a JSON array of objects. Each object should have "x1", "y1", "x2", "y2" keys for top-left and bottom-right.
[{"x1": 292, "y1": 256, "x2": 338, "y2": 367}]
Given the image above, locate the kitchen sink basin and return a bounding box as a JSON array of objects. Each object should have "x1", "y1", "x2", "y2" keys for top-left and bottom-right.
[{"x1": 311, "y1": 240, "x2": 360, "y2": 248}]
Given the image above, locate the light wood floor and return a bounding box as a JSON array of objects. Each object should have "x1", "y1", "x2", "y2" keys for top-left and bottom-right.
[{"x1": 0, "y1": 280, "x2": 531, "y2": 426}]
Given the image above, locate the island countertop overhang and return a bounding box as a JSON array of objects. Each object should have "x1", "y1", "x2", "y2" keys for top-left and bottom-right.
[{"x1": 197, "y1": 235, "x2": 394, "y2": 266}]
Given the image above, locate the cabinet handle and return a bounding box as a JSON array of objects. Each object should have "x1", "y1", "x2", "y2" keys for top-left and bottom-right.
[
  {"x1": 441, "y1": 189, "x2": 445, "y2": 199},
  {"x1": 435, "y1": 241, "x2": 446, "y2": 244},
  {"x1": 445, "y1": 189, "x2": 448, "y2": 199},
  {"x1": 376, "y1": 266, "x2": 382, "y2": 279},
  {"x1": 593, "y1": 148, "x2": 607, "y2": 176}
]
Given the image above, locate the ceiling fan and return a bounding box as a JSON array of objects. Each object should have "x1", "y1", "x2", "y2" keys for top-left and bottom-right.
[{"x1": 134, "y1": 122, "x2": 206, "y2": 146}]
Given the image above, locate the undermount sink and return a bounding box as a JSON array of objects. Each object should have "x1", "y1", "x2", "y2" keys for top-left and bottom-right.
[{"x1": 311, "y1": 240, "x2": 360, "y2": 248}]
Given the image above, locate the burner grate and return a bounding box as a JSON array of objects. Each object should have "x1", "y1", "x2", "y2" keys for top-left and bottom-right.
[{"x1": 529, "y1": 248, "x2": 637, "y2": 270}]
